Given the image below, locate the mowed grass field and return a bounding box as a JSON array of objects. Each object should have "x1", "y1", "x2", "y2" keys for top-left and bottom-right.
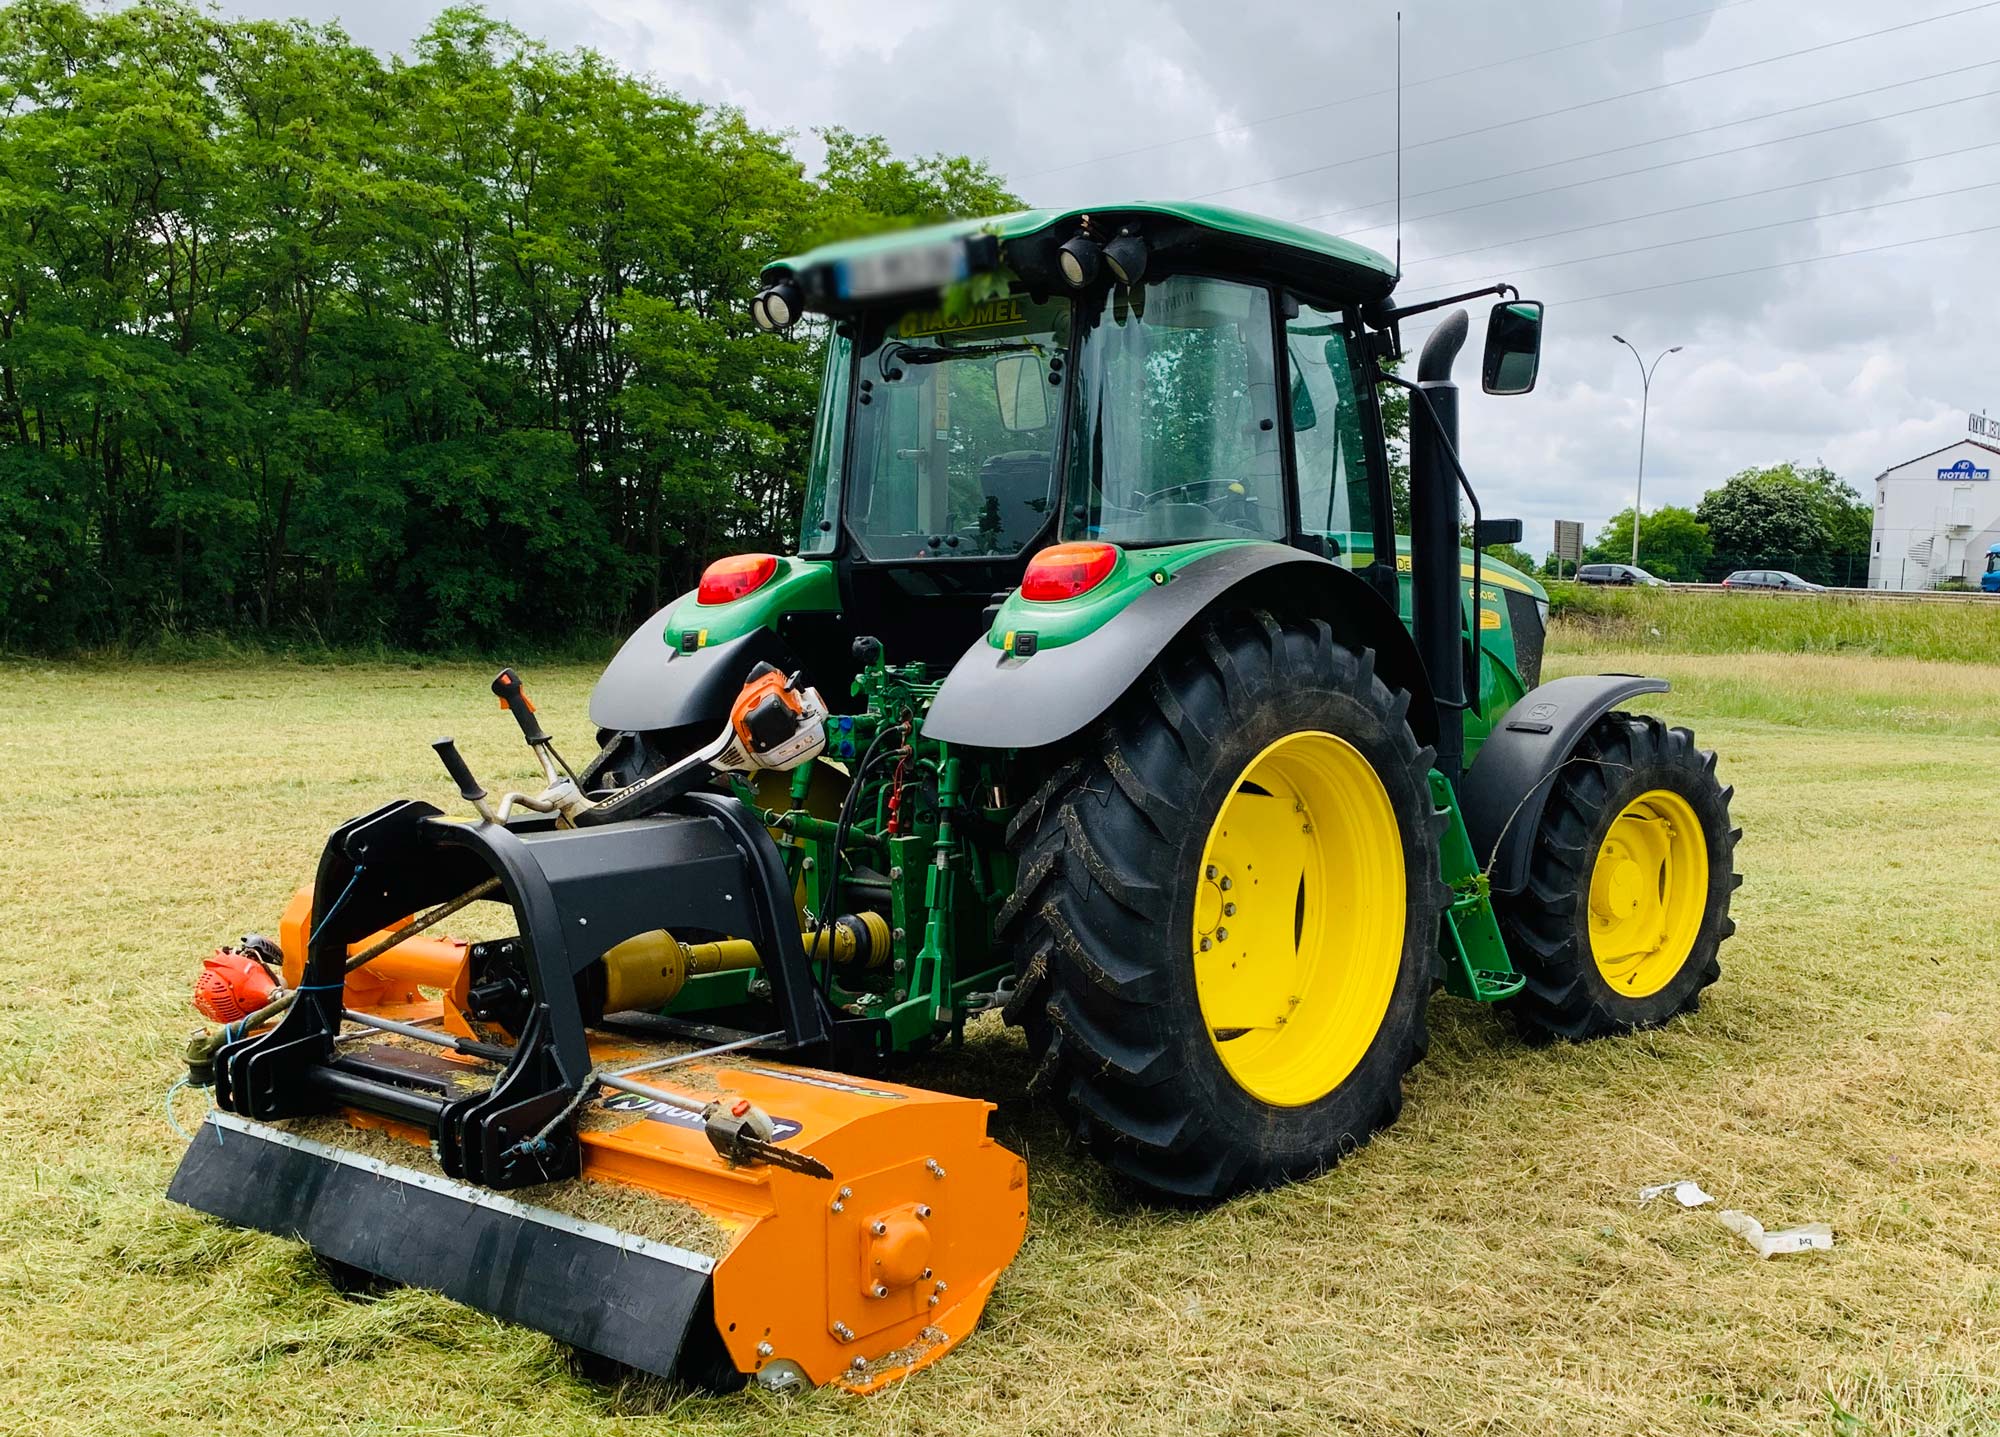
[{"x1": 5, "y1": 637, "x2": 2000, "y2": 1435}]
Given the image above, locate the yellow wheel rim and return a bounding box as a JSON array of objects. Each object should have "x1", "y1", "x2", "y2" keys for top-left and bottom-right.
[
  {"x1": 1192, "y1": 731, "x2": 1405, "y2": 1108},
  {"x1": 1587, "y1": 788, "x2": 1708, "y2": 998}
]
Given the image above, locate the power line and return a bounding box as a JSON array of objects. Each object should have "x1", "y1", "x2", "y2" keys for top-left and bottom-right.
[
  {"x1": 1397, "y1": 220, "x2": 2000, "y2": 346},
  {"x1": 1303, "y1": 64, "x2": 2000, "y2": 235},
  {"x1": 1320, "y1": 84, "x2": 2000, "y2": 246},
  {"x1": 1396, "y1": 176, "x2": 2000, "y2": 298},
  {"x1": 1188, "y1": 2, "x2": 2000, "y2": 202},
  {"x1": 1396, "y1": 135, "x2": 2000, "y2": 269},
  {"x1": 1015, "y1": 0, "x2": 1764, "y2": 185}
]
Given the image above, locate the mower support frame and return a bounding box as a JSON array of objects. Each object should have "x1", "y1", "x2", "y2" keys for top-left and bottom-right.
[{"x1": 213, "y1": 793, "x2": 840, "y2": 1191}]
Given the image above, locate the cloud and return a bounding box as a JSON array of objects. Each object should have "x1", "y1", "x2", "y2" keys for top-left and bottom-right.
[{"x1": 215, "y1": 0, "x2": 2000, "y2": 553}]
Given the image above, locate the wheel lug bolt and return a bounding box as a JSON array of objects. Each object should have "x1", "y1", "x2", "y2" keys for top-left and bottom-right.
[
  {"x1": 1205, "y1": 865, "x2": 1217, "y2": 880},
  {"x1": 1223, "y1": 903, "x2": 1236, "y2": 917},
  {"x1": 1199, "y1": 937, "x2": 1211, "y2": 952},
  {"x1": 1216, "y1": 927, "x2": 1229, "y2": 941},
  {"x1": 1219, "y1": 877, "x2": 1232, "y2": 891}
]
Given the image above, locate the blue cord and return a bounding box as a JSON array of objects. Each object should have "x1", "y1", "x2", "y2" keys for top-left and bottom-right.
[{"x1": 164, "y1": 1075, "x2": 196, "y2": 1141}]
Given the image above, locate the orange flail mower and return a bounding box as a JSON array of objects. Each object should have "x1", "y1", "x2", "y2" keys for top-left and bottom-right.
[{"x1": 170, "y1": 666, "x2": 1029, "y2": 1393}]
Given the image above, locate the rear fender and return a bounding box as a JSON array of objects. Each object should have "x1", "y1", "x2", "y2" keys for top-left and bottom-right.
[
  {"x1": 922, "y1": 545, "x2": 1437, "y2": 750},
  {"x1": 1459, "y1": 674, "x2": 1670, "y2": 897}
]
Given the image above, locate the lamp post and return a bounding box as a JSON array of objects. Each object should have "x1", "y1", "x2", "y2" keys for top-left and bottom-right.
[{"x1": 1612, "y1": 335, "x2": 1682, "y2": 566}]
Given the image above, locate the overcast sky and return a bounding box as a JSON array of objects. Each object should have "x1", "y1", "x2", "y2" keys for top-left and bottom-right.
[{"x1": 217, "y1": 0, "x2": 2000, "y2": 556}]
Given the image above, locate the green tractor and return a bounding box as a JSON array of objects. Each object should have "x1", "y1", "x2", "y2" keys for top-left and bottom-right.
[
  {"x1": 172, "y1": 202, "x2": 1744, "y2": 1386},
  {"x1": 573, "y1": 201, "x2": 1742, "y2": 1200}
]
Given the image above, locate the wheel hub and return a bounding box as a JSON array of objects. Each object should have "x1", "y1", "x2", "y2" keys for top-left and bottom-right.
[
  {"x1": 1191, "y1": 731, "x2": 1405, "y2": 1107},
  {"x1": 1586, "y1": 788, "x2": 1708, "y2": 997}
]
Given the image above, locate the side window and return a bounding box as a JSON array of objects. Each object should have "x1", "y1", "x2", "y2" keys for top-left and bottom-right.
[
  {"x1": 1065, "y1": 275, "x2": 1284, "y2": 544},
  {"x1": 1286, "y1": 305, "x2": 1375, "y2": 565}
]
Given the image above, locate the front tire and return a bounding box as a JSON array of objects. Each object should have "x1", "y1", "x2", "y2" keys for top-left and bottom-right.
[
  {"x1": 999, "y1": 610, "x2": 1445, "y2": 1203},
  {"x1": 1496, "y1": 711, "x2": 1740, "y2": 1041}
]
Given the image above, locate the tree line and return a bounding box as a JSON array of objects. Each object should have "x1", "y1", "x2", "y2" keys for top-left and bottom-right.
[
  {"x1": 1484, "y1": 462, "x2": 1876, "y2": 587},
  {"x1": 0, "y1": 1, "x2": 1015, "y2": 650}
]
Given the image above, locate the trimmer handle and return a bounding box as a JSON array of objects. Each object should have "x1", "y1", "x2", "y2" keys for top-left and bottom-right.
[
  {"x1": 432, "y1": 737, "x2": 487, "y2": 803},
  {"x1": 491, "y1": 668, "x2": 550, "y2": 746}
]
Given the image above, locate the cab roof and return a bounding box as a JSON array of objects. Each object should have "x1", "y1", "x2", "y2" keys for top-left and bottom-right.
[{"x1": 764, "y1": 201, "x2": 1400, "y2": 312}]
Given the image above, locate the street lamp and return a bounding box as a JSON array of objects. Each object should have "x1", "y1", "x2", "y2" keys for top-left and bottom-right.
[{"x1": 1612, "y1": 335, "x2": 1682, "y2": 566}]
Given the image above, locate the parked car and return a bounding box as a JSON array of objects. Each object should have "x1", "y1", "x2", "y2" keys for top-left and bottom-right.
[
  {"x1": 1575, "y1": 562, "x2": 1667, "y2": 587},
  {"x1": 1721, "y1": 569, "x2": 1825, "y2": 592}
]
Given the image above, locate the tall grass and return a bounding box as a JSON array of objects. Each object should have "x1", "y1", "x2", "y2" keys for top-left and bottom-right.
[{"x1": 1550, "y1": 583, "x2": 2000, "y2": 663}]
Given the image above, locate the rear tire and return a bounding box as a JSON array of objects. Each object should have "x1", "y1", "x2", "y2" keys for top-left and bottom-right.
[
  {"x1": 998, "y1": 609, "x2": 1445, "y2": 1203},
  {"x1": 1496, "y1": 711, "x2": 1739, "y2": 1041}
]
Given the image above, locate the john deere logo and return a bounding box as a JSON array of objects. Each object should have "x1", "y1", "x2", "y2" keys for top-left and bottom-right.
[{"x1": 1939, "y1": 458, "x2": 1992, "y2": 480}]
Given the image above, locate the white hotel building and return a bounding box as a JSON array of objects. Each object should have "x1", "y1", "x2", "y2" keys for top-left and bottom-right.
[{"x1": 1866, "y1": 437, "x2": 2000, "y2": 590}]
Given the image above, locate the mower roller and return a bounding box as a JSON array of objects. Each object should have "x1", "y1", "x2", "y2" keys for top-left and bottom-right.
[{"x1": 169, "y1": 201, "x2": 1740, "y2": 1391}]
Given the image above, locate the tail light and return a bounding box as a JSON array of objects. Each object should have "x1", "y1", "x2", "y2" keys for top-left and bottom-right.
[
  {"x1": 698, "y1": 553, "x2": 780, "y2": 605},
  {"x1": 1021, "y1": 542, "x2": 1120, "y2": 602}
]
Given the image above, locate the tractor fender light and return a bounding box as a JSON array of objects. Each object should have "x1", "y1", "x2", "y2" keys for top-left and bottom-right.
[
  {"x1": 1102, "y1": 229, "x2": 1149, "y2": 286},
  {"x1": 697, "y1": 552, "x2": 780, "y2": 605},
  {"x1": 1021, "y1": 542, "x2": 1120, "y2": 602},
  {"x1": 1057, "y1": 235, "x2": 1101, "y2": 288}
]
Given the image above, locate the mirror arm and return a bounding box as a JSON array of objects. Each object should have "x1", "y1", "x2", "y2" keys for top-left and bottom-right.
[{"x1": 1370, "y1": 282, "x2": 1518, "y2": 329}]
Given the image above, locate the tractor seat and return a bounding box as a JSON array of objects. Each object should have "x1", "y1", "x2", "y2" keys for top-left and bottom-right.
[{"x1": 975, "y1": 451, "x2": 1052, "y2": 552}]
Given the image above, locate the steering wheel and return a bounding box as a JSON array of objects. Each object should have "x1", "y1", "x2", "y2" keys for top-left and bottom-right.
[{"x1": 1133, "y1": 477, "x2": 1252, "y2": 506}]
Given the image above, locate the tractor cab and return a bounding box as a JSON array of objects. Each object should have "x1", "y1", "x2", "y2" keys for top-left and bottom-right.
[{"x1": 768, "y1": 206, "x2": 1404, "y2": 666}]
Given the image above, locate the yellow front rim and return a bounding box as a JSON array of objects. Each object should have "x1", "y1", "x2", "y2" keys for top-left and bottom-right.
[
  {"x1": 1587, "y1": 788, "x2": 1708, "y2": 997},
  {"x1": 1192, "y1": 731, "x2": 1405, "y2": 1108}
]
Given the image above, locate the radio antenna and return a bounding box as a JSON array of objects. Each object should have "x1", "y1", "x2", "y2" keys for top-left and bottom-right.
[{"x1": 1395, "y1": 10, "x2": 1404, "y2": 277}]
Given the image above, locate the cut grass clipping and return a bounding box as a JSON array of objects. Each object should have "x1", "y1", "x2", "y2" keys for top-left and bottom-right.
[{"x1": 4, "y1": 647, "x2": 2000, "y2": 1435}]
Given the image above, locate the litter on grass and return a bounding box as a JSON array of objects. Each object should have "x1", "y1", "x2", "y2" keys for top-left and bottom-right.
[
  {"x1": 1638, "y1": 1179, "x2": 1715, "y2": 1208},
  {"x1": 1715, "y1": 1209, "x2": 1835, "y2": 1259}
]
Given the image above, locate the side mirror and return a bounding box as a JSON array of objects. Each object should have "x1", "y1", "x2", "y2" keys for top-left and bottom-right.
[
  {"x1": 993, "y1": 354, "x2": 1049, "y2": 431},
  {"x1": 1481, "y1": 300, "x2": 1543, "y2": 395},
  {"x1": 1473, "y1": 517, "x2": 1523, "y2": 547}
]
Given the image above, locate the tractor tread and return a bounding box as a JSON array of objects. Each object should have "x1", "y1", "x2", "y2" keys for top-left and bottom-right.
[{"x1": 999, "y1": 608, "x2": 1441, "y2": 1204}]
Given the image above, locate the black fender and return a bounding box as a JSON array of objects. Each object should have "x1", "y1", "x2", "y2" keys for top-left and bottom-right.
[
  {"x1": 589, "y1": 619, "x2": 789, "y2": 734},
  {"x1": 1460, "y1": 674, "x2": 1670, "y2": 898},
  {"x1": 922, "y1": 544, "x2": 1437, "y2": 750}
]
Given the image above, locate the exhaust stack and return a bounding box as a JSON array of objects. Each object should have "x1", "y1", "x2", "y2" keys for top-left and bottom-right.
[{"x1": 1410, "y1": 309, "x2": 1469, "y2": 787}]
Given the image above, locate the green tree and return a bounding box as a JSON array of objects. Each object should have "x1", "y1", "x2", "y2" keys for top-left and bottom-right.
[
  {"x1": 1695, "y1": 464, "x2": 1830, "y2": 561},
  {"x1": 0, "y1": 0, "x2": 1017, "y2": 648},
  {"x1": 1585, "y1": 505, "x2": 1712, "y2": 581},
  {"x1": 1481, "y1": 542, "x2": 1537, "y2": 575}
]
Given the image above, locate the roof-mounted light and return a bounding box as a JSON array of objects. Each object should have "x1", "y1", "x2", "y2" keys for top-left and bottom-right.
[
  {"x1": 1102, "y1": 228, "x2": 1149, "y2": 286},
  {"x1": 1057, "y1": 235, "x2": 1101, "y2": 288}
]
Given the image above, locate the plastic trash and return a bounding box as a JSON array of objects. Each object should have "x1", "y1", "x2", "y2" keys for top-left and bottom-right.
[
  {"x1": 1638, "y1": 1179, "x2": 1714, "y2": 1208},
  {"x1": 1715, "y1": 1209, "x2": 1834, "y2": 1259}
]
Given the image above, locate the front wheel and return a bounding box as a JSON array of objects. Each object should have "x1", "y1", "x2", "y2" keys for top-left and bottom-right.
[
  {"x1": 1496, "y1": 712, "x2": 1740, "y2": 1041},
  {"x1": 999, "y1": 610, "x2": 1445, "y2": 1203}
]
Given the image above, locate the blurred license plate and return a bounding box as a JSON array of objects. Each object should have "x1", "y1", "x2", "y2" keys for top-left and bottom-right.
[{"x1": 835, "y1": 240, "x2": 969, "y2": 299}]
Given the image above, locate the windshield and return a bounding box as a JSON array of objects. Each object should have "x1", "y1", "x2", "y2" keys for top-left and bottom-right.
[
  {"x1": 1989, "y1": 552, "x2": 2000, "y2": 574},
  {"x1": 830, "y1": 293, "x2": 1070, "y2": 560},
  {"x1": 1064, "y1": 274, "x2": 1286, "y2": 545}
]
